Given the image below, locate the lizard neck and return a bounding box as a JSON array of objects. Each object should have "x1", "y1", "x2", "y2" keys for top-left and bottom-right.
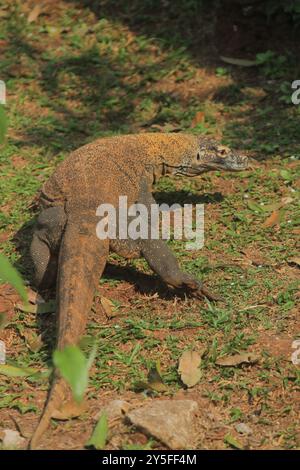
[
  {"x1": 151, "y1": 160, "x2": 175, "y2": 185},
  {"x1": 143, "y1": 133, "x2": 198, "y2": 183}
]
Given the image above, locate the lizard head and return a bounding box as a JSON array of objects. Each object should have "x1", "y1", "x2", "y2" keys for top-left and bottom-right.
[{"x1": 173, "y1": 138, "x2": 249, "y2": 176}]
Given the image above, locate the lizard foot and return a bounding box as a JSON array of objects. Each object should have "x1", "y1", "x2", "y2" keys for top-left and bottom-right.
[{"x1": 183, "y1": 278, "x2": 221, "y2": 302}]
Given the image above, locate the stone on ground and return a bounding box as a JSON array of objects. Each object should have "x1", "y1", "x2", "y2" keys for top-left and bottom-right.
[{"x1": 126, "y1": 400, "x2": 198, "y2": 449}]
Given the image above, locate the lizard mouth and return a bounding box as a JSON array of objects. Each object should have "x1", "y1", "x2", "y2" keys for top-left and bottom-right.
[
  {"x1": 174, "y1": 155, "x2": 249, "y2": 176},
  {"x1": 202, "y1": 155, "x2": 249, "y2": 172},
  {"x1": 174, "y1": 166, "x2": 204, "y2": 177}
]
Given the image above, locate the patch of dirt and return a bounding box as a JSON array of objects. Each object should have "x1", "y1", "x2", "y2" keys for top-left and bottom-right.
[{"x1": 256, "y1": 333, "x2": 295, "y2": 361}]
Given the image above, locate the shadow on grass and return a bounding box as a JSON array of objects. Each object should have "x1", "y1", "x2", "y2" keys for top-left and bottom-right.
[
  {"x1": 154, "y1": 190, "x2": 224, "y2": 205},
  {"x1": 3, "y1": 1, "x2": 299, "y2": 158},
  {"x1": 71, "y1": 0, "x2": 217, "y2": 65}
]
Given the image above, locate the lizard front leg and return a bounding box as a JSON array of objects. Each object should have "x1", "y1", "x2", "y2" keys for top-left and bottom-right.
[
  {"x1": 136, "y1": 180, "x2": 219, "y2": 301},
  {"x1": 139, "y1": 238, "x2": 218, "y2": 301}
]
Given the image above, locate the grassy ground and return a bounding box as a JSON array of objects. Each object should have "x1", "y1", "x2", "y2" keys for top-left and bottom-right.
[{"x1": 0, "y1": 0, "x2": 299, "y2": 450}]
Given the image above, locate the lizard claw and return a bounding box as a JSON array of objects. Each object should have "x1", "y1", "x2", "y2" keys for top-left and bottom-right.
[
  {"x1": 186, "y1": 279, "x2": 221, "y2": 302},
  {"x1": 195, "y1": 285, "x2": 221, "y2": 302}
]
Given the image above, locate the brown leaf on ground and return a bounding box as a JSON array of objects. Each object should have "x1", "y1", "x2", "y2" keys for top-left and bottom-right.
[
  {"x1": 262, "y1": 210, "x2": 280, "y2": 228},
  {"x1": 21, "y1": 331, "x2": 43, "y2": 352},
  {"x1": 100, "y1": 296, "x2": 118, "y2": 319},
  {"x1": 240, "y1": 248, "x2": 267, "y2": 266},
  {"x1": 27, "y1": 4, "x2": 43, "y2": 23},
  {"x1": 287, "y1": 257, "x2": 300, "y2": 268},
  {"x1": 178, "y1": 350, "x2": 204, "y2": 387},
  {"x1": 216, "y1": 352, "x2": 260, "y2": 367},
  {"x1": 281, "y1": 196, "x2": 293, "y2": 206},
  {"x1": 0, "y1": 300, "x2": 12, "y2": 314},
  {"x1": 135, "y1": 363, "x2": 168, "y2": 393},
  {"x1": 191, "y1": 111, "x2": 205, "y2": 127},
  {"x1": 147, "y1": 364, "x2": 168, "y2": 392}
]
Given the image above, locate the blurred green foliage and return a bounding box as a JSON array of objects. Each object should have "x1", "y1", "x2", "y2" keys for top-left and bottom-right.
[
  {"x1": 259, "y1": 0, "x2": 300, "y2": 24},
  {"x1": 0, "y1": 105, "x2": 7, "y2": 144}
]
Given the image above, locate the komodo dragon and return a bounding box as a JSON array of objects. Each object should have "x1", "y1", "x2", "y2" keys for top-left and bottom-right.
[{"x1": 29, "y1": 133, "x2": 248, "y2": 448}]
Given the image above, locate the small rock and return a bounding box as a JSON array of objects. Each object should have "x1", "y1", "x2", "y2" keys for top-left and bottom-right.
[
  {"x1": 1, "y1": 429, "x2": 26, "y2": 449},
  {"x1": 126, "y1": 399, "x2": 198, "y2": 449},
  {"x1": 235, "y1": 423, "x2": 253, "y2": 435},
  {"x1": 95, "y1": 399, "x2": 129, "y2": 421},
  {"x1": 291, "y1": 340, "x2": 300, "y2": 365},
  {"x1": 0, "y1": 340, "x2": 6, "y2": 364}
]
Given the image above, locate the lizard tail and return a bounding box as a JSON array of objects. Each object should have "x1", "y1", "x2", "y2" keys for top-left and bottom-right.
[
  {"x1": 29, "y1": 377, "x2": 68, "y2": 450},
  {"x1": 29, "y1": 215, "x2": 109, "y2": 449}
]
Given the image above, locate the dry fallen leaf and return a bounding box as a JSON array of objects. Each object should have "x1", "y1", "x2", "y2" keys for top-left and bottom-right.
[
  {"x1": 147, "y1": 364, "x2": 168, "y2": 392},
  {"x1": 281, "y1": 196, "x2": 293, "y2": 206},
  {"x1": 287, "y1": 257, "x2": 300, "y2": 268},
  {"x1": 216, "y1": 352, "x2": 260, "y2": 367},
  {"x1": 262, "y1": 210, "x2": 280, "y2": 228},
  {"x1": 240, "y1": 248, "x2": 267, "y2": 267},
  {"x1": 135, "y1": 362, "x2": 168, "y2": 393},
  {"x1": 191, "y1": 111, "x2": 205, "y2": 127},
  {"x1": 178, "y1": 350, "x2": 204, "y2": 388},
  {"x1": 27, "y1": 4, "x2": 43, "y2": 23},
  {"x1": 52, "y1": 400, "x2": 87, "y2": 420},
  {"x1": 100, "y1": 296, "x2": 117, "y2": 319},
  {"x1": 21, "y1": 331, "x2": 43, "y2": 352}
]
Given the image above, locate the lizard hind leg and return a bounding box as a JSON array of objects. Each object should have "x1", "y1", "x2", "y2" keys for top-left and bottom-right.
[{"x1": 30, "y1": 206, "x2": 67, "y2": 289}]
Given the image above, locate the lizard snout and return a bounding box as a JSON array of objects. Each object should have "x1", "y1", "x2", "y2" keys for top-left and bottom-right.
[{"x1": 227, "y1": 153, "x2": 249, "y2": 170}]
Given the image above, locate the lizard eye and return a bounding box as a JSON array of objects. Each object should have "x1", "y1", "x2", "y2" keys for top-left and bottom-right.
[
  {"x1": 197, "y1": 153, "x2": 200, "y2": 161},
  {"x1": 218, "y1": 146, "x2": 228, "y2": 156}
]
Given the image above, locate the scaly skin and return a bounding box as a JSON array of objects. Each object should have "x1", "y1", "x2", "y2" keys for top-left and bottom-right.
[{"x1": 29, "y1": 133, "x2": 248, "y2": 448}]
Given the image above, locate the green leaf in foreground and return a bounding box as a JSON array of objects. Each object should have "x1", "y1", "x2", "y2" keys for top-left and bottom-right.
[
  {"x1": 53, "y1": 344, "x2": 96, "y2": 403},
  {"x1": 16, "y1": 300, "x2": 56, "y2": 314},
  {"x1": 0, "y1": 364, "x2": 40, "y2": 377},
  {"x1": 0, "y1": 254, "x2": 27, "y2": 302},
  {"x1": 280, "y1": 169, "x2": 293, "y2": 182},
  {"x1": 86, "y1": 412, "x2": 108, "y2": 450},
  {"x1": 224, "y1": 433, "x2": 244, "y2": 450},
  {"x1": 0, "y1": 104, "x2": 7, "y2": 144}
]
